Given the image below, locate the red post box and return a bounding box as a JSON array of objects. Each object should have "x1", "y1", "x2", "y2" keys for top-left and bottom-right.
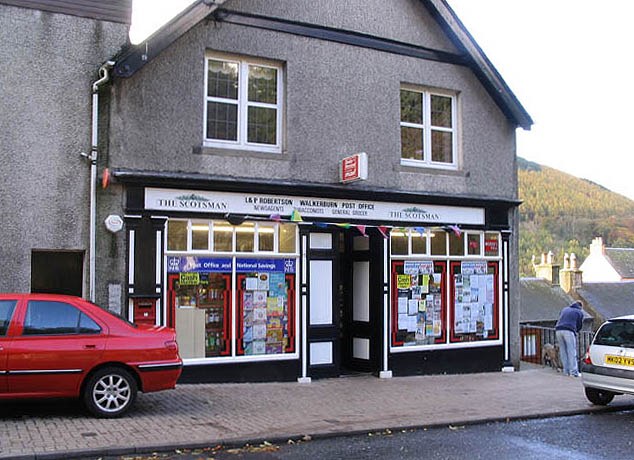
[{"x1": 133, "y1": 298, "x2": 157, "y2": 326}]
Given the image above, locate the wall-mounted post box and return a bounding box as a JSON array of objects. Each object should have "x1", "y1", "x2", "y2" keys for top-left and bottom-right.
[{"x1": 133, "y1": 298, "x2": 157, "y2": 326}]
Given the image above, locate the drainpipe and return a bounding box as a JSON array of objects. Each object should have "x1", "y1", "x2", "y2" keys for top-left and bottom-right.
[{"x1": 84, "y1": 60, "x2": 115, "y2": 303}]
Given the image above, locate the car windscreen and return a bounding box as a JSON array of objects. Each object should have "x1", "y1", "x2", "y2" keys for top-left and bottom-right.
[{"x1": 593, "y1": 321, "x2": 634, "y2": 348}]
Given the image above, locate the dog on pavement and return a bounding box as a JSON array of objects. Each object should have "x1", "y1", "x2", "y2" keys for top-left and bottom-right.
[{"x1": 542, "y1": 343, "x2": 562, "y2": 370}]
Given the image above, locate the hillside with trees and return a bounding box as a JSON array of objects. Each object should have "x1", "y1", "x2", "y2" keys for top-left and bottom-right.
[{"x1": 518, "y1": 157, "x2": 634, "y2": 276}]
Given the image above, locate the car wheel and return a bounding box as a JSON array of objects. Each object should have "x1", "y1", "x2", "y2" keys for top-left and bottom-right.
[
  {"x1": 584, "y1": 387, "x2": 615, "y2": 405},
  {"x1": 83, "y1": 367, "x2": 138, "y2": 418}
]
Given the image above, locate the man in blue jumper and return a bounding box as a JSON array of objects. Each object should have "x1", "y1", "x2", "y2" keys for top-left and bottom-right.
[{"x1": 555, "y1": 301, "x2": 584, "y2": 376}]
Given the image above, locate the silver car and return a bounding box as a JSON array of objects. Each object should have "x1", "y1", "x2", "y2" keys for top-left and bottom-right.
[{"x1": 581, "y1": 315, "x2": 634, "y2": 405}]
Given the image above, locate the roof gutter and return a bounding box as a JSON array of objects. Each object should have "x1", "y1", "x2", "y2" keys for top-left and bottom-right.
[
  {"x1": 422, "y1": 0, "x2": 533, "y2": 130},
  {"x1": 113, "y1": 0, "x2": 230, "y2": 78}
]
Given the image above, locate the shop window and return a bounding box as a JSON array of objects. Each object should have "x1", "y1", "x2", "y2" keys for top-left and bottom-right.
[
  {"x1": 236, "y1": 222, "x2": 255, "y2": 252},
  {"x1": 169, "y1": 258, "x2": 233, "y2": 359},
  {"x1": 449, "y1": 232, "x2": 464, "y2": 256},
  {"x1": 450, "y1": 261, "x2": 499, "y2": 343},
  {"x1": 258, "y1": 224, "x2": 275, "y2": 251},
  {"x1": 279, "y1": 223, "x2": 296, "y2": 253},
  {"x1": 390, "y1": 229, "x2": 408, "y2": 255},
  {"x1": 205, "y1": 55, "x2": 283, "y2": 153},
  {"x1": 166, "y1": 220, "x2": 299, "y2": 361},
  {"x1": 484, "y1": 233, "x2": 500, "y2": 257},
  {"x1": 467, "y1": 233, "x2": 481, "y2": 256},
  {"x1": 411, "y1": 230, "x2": 427, "y2": 254},
  {"x1": 167, "y1": 221, "x2": 187, "y2": 251},
  {"x1": 191, "y1": 222, "x2": 210, "y2": 250},
  {"x1": 236, "y1": 258, "x2": 296, "y2": 356},
  {"x1": 391, "y1": 260, "x2": 446, "y2": 346},
  {"x1": 400, "y1": 87, "x2": 456, "y2": 169},
  {"x1": 213, "y1": 222, "x2": 234, "y2": 252},
  {"x1": 430, "y1": 231, "x2": 447, "y2": 255}
]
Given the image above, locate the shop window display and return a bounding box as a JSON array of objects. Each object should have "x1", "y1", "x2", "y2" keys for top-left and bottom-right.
[
  {"x1": 391, "y1": 260, "x2": 446, "y2": 346},
  {"x1": 166, "y1": 220, "x2": 299, "y2": 360},
  {"x1": 167, "y1": 257, "x2": 232, "y2": 358},
  {"x1": 467, "y1": 233, "x2": 481, "y2": 256},
  {"x1": 484, "y1": 233, "x2": 499, "y2": 257},
  {"x1": 450, "y1": 261, "x2": 499, "y2": 342},
  {"x1": 236, "y1": 258, "x2": 296, "y2": 356}
]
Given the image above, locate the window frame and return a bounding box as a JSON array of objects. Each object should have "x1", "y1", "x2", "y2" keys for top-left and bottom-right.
[
  {"x1": 389, "y1": 229, "x2": 503, "y2": 352},
  {"x1": 165, "y1": 219, "x2": 300, "y2": 364},
  {"x1": 400, "y1": 85, "x2": 458, "y2": 170},
  {"x1": 203, "y1": 53, "x2": 284, "y2": 154}
]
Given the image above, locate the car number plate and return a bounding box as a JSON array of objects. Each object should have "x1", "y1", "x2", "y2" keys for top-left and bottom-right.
[{"x1": 605, "y1": 355, "x2": 634, "y2": 366}]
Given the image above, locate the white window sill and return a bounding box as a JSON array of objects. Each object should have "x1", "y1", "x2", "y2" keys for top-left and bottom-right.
[{"x1": 394, "y1": 163, "x2": 466, "y2": 177}]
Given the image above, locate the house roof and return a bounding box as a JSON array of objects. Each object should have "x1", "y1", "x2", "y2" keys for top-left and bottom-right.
[
  {"x1": 519, "y1": 278, "x2": 591, "y2": 323},
  {"x1": 112, "y1": 0, "x2": 532, "y2": 130},
  {"x1": 605, "y1": 248, "x2": 634, "y2": 279},
  {"x1": 578, "y1": 282, "x2": 634, "y2": 320}
]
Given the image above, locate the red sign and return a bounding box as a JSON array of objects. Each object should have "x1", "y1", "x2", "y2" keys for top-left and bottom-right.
[
  {"x1": 339, "y1": 152, "x2": 368, "y2": 183},
  {"x1": 485, "y1": 239, "x2": 499, "y2": 254},
  {"x1": 342, "y1": 156, "x2": 359, "y2": 181}
]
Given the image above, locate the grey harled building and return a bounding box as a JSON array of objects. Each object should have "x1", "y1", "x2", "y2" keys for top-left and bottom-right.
[
  {"x1": 0, "y1": 0, "x2": 131, "y2": 296},
  {"x1": 3, "y1": 0, "x2": 533, "y2": 383}
]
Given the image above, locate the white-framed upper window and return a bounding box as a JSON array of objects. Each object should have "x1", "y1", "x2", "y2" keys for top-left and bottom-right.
[
  {"x1": 400, "y1": 86, "x2": 457, "y2": 169},
  {"x1": 204, "y1": 54, "x2": 283, "y2": 153}
]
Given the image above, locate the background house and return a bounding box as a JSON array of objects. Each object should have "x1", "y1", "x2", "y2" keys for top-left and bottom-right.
[{"x1": 580, "y1": 237, "x2": 634, "y2": 282}]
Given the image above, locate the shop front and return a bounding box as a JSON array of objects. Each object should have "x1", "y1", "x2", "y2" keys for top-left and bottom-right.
[{"x1": 119, "y1": 177, "x2": 515, "y2": 383}]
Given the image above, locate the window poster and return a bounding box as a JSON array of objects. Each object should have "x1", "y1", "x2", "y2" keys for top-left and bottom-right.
[
  {"x1": 452, "y1": 261, "x2": 497, "y2": 342},
  {"x1": 392, "y1": 261, "x2": 445, "y2": 346},
  {"x1": 237, "y1": 258, "x2": 295, "y2": 356}
]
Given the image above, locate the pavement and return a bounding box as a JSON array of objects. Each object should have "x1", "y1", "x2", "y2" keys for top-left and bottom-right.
[{"x1": 2, "y1": 364, "x2": 634, "y2": 460}]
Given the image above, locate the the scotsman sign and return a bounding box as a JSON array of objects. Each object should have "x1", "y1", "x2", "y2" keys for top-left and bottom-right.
[{"x1": 144, "y1": 187, "x2": 485, "y2": 225}]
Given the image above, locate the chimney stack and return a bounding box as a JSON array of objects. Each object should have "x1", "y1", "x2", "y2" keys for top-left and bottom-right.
[
  {"x1": 560, "y1": 252, "x2": 583, "y2": 294},
  {"x1": 533, "y1": 251, "x2": 560, "y2": 286}
]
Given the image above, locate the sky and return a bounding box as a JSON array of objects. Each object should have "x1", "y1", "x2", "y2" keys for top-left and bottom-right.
[{"x1": 129, "y1": 0, "x2": 634, "y2": 201}]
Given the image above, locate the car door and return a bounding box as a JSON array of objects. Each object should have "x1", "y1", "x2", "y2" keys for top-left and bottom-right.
[
  {"x1": 0, "y1": 298, "x2": 20, "y2": 393},
  {"x1": 7, "y1": 298, "x2": 107, "y2": 397}
]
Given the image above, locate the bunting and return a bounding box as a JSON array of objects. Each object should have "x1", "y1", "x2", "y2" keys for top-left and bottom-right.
[
  {"x1": 290, "y1": 210, "x2": 303, "y2": 222},
  {"x1": 377, "y1": 226, "x2": 390, "y2": 239},
  {"x1": 448, "y1": 225, "x2": 462, "y2": 237},
  {"x1": 355, "y1": 225, "x2": 367, "y2": 237}
]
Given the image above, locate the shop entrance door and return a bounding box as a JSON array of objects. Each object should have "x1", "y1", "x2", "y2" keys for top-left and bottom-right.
[
  {"x1": 304, "y1": 228, "x2": 341, "y2": 379},
  {"x1": 340, "y1": 229, "x2": 382, "y2": 374}
]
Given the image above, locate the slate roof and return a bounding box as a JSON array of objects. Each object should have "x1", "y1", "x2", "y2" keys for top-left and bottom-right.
[
  {"x1": 519, "y1": 278, "x2": 592, "y2": 323},
  {"x1": 111, "y1": 0, "x2": 532, "y2": 129},
  {"x1": 578, "y1": 282, "x2": 634, "y2": 320},
  {"x1": 605, "y1": 248, "x2": 634, "y2": 279}
]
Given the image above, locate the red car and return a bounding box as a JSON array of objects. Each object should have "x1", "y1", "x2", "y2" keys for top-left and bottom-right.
[{"x1": 0, "y1": 294, "x2": 182, "y2": 417}]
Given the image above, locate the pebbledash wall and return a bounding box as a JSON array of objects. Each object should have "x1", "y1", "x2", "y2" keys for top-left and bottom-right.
[
  {"x1": 0, "y1": 1, "x2": 130, "y2": 296},
  {"x1": 95, "y1": 0, "x2": 527, "y2": 382}
]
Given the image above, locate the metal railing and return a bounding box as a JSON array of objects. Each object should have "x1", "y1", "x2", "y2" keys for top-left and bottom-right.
[{"x1": 520, "y1": 324, "x2": 594, "y2": 366}]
